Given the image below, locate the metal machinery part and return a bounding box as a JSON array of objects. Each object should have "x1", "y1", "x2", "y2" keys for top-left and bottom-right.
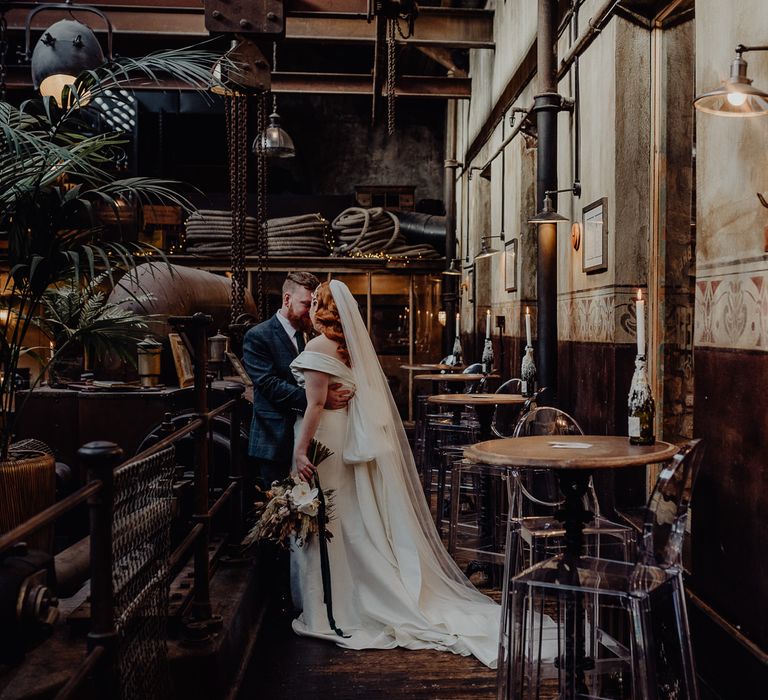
[
  {"x1": 0, "y1": 545, "x2": 59, "y2": 665},
  {"x1": 107, "y1": 263, "x2": 258, "y2": 339}
]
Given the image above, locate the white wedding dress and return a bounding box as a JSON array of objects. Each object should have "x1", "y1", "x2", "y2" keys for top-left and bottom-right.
[{"x1": 288, "y1": 280, "x2": 501, "y2": 668}]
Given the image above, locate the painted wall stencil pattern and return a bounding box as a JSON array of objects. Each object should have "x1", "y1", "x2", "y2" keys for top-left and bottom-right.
[{"x1": 695, "y1": 270, "x2": 767, "y2": 350}]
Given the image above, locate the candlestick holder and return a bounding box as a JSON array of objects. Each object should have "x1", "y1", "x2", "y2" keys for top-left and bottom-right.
[
  {"x1": 521, "y1": 345, "x2": 536, "y2": 397},
  {"x1": 628, "y1": 354, "x2": 655, "y2": 444},
  {"x1": 481, "y1": 338, "x2": 494, "y2": 389},
  {"x1": 445, "y1": 334, "x2": 463, "y2": 367}
]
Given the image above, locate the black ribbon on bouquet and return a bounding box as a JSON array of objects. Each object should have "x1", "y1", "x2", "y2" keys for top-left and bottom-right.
[{"x1": 314, "y1": 472, "x2": 349, "y2": 638}]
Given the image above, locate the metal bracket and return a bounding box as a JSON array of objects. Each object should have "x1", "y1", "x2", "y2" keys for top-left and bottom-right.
[{"x1": 204, "y1": 0, "x2": 285, "y2": 38}]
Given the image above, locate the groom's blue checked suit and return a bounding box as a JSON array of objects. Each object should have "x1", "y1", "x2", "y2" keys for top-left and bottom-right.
[{"x1": 242, "y1": 313, "x2": 306, "y2": 485}]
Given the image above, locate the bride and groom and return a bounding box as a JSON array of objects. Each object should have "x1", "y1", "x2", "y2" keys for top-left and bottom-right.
[{"x1": 243, "y1": 272, "x2": 500, "y2": 668}]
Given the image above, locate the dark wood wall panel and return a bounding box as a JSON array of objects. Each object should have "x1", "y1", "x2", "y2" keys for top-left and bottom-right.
[
  {"x1": 558, "y1": 341, "x2": 641, "y2": 514},
  {"x1": 692, "y1": 347, "x2": 768, "y2": 651}
]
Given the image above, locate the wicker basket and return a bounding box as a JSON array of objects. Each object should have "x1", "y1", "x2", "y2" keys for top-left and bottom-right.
[{"x1": 0, "y1": 443, "x2": 56, "y2": 553}]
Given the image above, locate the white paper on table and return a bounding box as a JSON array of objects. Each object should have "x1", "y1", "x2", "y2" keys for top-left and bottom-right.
[{"x1": 548, "y1": 442, "x2": 594, "y2": 449}]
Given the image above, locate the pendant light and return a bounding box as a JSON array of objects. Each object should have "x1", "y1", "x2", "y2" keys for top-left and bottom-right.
[
  {"x1": 252, "y1": 42, "x2": 295, "y2": 158},
  {"x1": 694, "y1": 45, "x2": 768, "y2": 117},
  {"x1": 25, "y1": 2, "x2": 113, "y2": 108},
  {"x1": 475, "y1": 236, "x2": 501, "y2": 261}
]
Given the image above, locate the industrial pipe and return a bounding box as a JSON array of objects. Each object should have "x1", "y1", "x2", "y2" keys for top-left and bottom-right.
[
  {"x1": 442, "y1": 96, "x2": 460, "y2": 355},
  {"x1": 534, "y1": 0, "x2": 560, "y2": 403}
]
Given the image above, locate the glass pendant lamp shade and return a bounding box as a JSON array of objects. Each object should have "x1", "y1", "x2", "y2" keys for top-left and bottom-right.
[
  {"x1": 694, "y1": 55, "x2": 768, "y2": 117},
  {"x1": 31, "y1": 19, "x2": 105, "y2": 107},
  {"x1": 253, "y1": 111, "x2": 296, "y2": 158}
]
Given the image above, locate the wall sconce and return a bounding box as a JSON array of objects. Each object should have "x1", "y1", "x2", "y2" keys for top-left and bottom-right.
[
  {"x1": 694, "y1": 44, "x2": 768, "y2": 117},
  {"x1": 24, "y1": 1, "x2": 113, "y2": 108},
  {"x1": 437, "y1": 310, "x2": 447, "y2": 326},
  {"x1": 475, "y1": 235, "x2": 501, "y2": 261},
  {"x1": 442, "y1": 258, "x2": 462, "y2": 276},
  {"x1": 528, "y1": 183, "x2": 581, "y2": 224}
]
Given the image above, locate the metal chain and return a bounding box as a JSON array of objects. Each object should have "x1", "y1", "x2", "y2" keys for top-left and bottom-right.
[
  {"x1": 394, "y1": 16, "x2": 413, "y2": 40},
  {"x1": 226, "y1": 94, "x2": 248, "y2": 326},
  {"x1": 1, "y1": 12, "x2": 9, "y2": 102},
  {"x1": 255, "y1": 90, "x2": 268, "y2": 321},
  {"x1": 386, "y1": 18, "x2": 396, "y2": 137}
]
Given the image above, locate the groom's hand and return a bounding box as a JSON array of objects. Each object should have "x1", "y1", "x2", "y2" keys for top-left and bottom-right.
[{"x1": 324, "y1": 382, "x2": 353, "y2": 410}]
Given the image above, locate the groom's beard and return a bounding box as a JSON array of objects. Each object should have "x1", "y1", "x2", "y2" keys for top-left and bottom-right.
[{"x1": 286, "y1": 308, "x2": 313, "y2": 334}]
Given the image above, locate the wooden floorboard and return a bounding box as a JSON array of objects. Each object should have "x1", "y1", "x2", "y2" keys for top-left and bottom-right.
[{"x1": 239, "y1": 606, "x2": 498, "y2": 700}]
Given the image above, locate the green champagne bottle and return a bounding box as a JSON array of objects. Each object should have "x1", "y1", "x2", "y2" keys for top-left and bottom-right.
[{"x1": 628, "y1": 355, "x2": 655, "y2": 445}]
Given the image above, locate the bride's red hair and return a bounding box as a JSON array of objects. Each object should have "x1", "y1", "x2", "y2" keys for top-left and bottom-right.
[{"x1": 313, "y1": 282, "x2": 350, "y2": 365}]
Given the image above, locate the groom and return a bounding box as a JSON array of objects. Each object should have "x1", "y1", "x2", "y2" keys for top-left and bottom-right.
[{"x1": 242, "y1": 271, "x2": 351, "y2": 486}]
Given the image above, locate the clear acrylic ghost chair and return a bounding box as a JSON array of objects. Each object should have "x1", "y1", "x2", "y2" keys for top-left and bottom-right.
[
  {"x1": 419, "y1": 366, "x2": 483, "y2": 509},
  {"x1": 511, "y1": 408, "x2": 635, "y2": 571},
  {"x1": 489, "y1": 378, "x2": 524, "y2": 438},
  {"x1": 498, "y1": 439, "x2": 704, "y2": 700}
]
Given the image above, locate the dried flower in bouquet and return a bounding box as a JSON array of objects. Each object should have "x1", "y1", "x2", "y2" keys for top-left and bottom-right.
[{"x1": 242, "y1": 439, "x2": 335, "y2": 550}]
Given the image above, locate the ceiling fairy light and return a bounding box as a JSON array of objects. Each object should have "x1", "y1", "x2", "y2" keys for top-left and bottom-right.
[
  {"x1": 24, "y1": 1, "x2": 113, "y2": 108},
  {"x1": 252, "y1": 42, "x2": 295, "y2": 158},
  {"x1": 694, "y1": 44, "x2": 768, "y2": 117}
]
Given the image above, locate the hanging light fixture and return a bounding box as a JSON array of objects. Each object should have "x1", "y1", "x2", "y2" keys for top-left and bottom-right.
[
  {"x1": 252, "y1": 42, "x2": 295, "y2": 158},
  {"x1": 694, "y1": 44, "x2": 768, "y2": 117},
  {"x1": 475, "y1": 236, "x2": 501, "y2": 261},
  {"x1": 442, "y1": 258, "x2": 463, "y2": 276},
  {"x1": 24, "y1": 2, "x2": 113, "y2": 108},
  {"x1": 528, "y1": 184, "x2": 580, "y2": 224}
]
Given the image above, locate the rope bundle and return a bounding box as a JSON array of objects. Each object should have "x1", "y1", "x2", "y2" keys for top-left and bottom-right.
[
  {"x1": 185, "y1": 210, "x2": 331, "y2": 257},
  {"x1": 330, "y1": 207, "x2": 440, "y2": 259}
]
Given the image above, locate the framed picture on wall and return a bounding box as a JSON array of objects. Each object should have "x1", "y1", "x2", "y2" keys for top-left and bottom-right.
[
  {"x1": 465, "y1": 264, "x2": 475, "y2": 304},
  {"x1": 168, "y1": 332, "x2": 194, "y2": 388},
  {"x1": 505, "y1": 239, "x2": 518, "y2": 292},
  {"x1": 582, "y1": 197, "x2": 608, "y2": 273}
]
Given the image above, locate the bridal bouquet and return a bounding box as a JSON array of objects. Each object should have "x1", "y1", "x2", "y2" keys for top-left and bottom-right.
[{"x1": 242, "y1": 440, "x2": 336, "y2": 550}]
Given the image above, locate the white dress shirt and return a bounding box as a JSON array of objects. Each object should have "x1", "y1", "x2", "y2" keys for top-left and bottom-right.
[{"x1": 275, "y1": 311, "x2": 301, "y2": 352}]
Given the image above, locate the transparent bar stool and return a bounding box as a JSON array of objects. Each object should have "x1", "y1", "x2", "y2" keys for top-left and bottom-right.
[
  {"x1": 506, "y1": 408, "x2": 635, "y2": 575},
  {"x1": 498, "y1": 439, "x2": 704, "y2": 700}
]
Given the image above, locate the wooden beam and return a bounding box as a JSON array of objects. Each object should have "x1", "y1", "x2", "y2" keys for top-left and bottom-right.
[
  {"x1": 5, "y1": 5, "x2": 494, "y2": 49},
  {"x1": 3, "y1": 67, "x2": 471, "y2": 99}
]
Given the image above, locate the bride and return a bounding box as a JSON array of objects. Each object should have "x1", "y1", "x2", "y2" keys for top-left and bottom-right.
[{"x1": 289, "y1": 279, "x2": 500, "y2": 668}]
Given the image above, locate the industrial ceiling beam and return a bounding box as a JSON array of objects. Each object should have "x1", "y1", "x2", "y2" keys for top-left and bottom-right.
[
  {"x1": 3, "y1": 67, "x2": 471, "y2": 98},
  {"x1": 4, "y1": 5, "x2": 494, "y2": 49}
]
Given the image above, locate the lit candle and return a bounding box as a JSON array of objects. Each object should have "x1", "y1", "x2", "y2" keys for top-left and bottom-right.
[
  {"x1": 456, "y1": 312, "x2": 460, "y2": 334},
  {"x1": 636, "y1": 289, "x2": 645, "y2": 355},
  {"x1": 485, "y1": 309, "x2": 491, "y2": 339},
  {"x1": 525, "y1": 307, "x2": 532, "y2": 347}
]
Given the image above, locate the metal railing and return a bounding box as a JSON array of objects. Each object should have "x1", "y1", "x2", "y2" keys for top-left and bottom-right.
[{"x1": 0, "y1": 313, "x2": 247, "y2": 699}]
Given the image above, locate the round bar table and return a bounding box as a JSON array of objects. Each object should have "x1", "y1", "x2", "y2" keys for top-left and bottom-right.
[
  {"x1": 400, "y1": 363, "x2": 464, "y2": 372},
  {"x1": 414, "y1": 373, "x2": 497, "y2": 396},
  {"x1": 464, "y1": 435, "x2": 678, "y2": 698},
  {"x1": 427, "y1": 392, "x2": 525, "y2": 441}
]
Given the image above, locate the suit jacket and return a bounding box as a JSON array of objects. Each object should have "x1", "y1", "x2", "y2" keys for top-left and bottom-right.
[{"x1": 242, "y1": 314, "x2": 307, "y2": 463}]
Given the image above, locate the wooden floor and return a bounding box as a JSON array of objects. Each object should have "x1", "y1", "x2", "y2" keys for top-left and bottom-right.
[{"x1": 238, "y1": 605, "x2": 499, "y2": 700}]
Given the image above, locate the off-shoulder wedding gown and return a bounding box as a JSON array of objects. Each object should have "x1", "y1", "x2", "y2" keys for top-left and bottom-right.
[{"x1": 287, "y1": 281, "x2": 502, "y2": 668}]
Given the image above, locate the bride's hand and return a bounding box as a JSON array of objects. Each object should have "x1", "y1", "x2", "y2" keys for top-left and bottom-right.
[{"x1": 294, "y1": 453, "x2": 316, "y2": 482}]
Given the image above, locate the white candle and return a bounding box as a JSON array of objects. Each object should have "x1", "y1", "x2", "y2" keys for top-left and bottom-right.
[
  {"x1": 455, "y1": 312, "x2": 460, "y2": 335},
  {"x1": 525, "y1": 307, "x2": 532, "y2": 347},
  {"x1": 485, "y1": 309, "x2": 491, "y2": 339},
  {"x1": 636, "y1": 289, "x2": 645, "y2": 355}
]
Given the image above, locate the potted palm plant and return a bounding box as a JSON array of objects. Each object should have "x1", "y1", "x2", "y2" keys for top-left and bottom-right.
[
  {"x1": 35, "y1": 270, "x2": 155, "y2": 386},
  {"x1": 0, "y1": 45, "x2": 226, "y2": 546}
]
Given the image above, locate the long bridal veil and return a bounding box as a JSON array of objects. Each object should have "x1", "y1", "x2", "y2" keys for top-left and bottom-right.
[{"x1": 329, "y1": 279, "x2": 493, "y2": 605}]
